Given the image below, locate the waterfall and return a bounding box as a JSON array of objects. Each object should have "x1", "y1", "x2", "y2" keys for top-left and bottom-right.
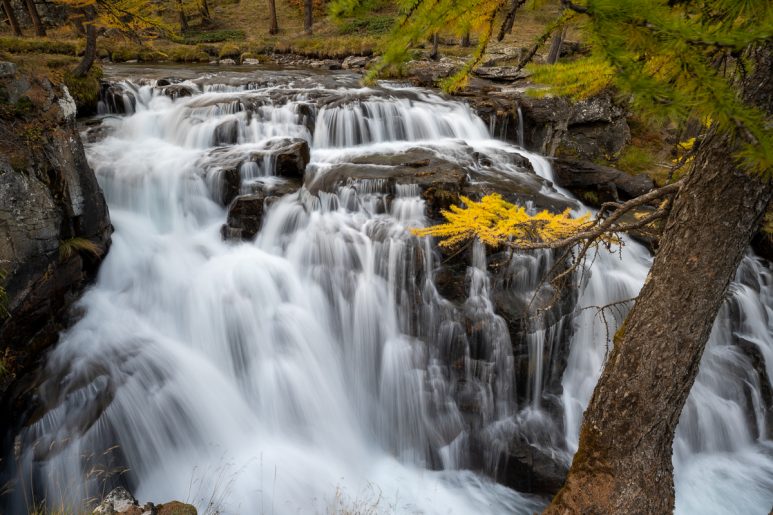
[{"x1": 3, "y1": 69, "x2": 772, "y2": 515}]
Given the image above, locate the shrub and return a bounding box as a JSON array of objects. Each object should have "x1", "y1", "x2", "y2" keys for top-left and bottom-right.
[
  {"x1": 196, "y1": 43, "x2": 219, "y2": 57},
  {"x1": 218, "y1": 43, "x2": 241, "y2": 60},
  {"x1": 63, "y1": 64, "x2": 103, "y2": 111},
  {"x1": 167, "y1": 47, "x2": 211, "y2": 63}
]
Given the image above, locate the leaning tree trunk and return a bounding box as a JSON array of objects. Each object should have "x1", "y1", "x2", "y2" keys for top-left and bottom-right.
[
  {"x1": 267, "y1": 0, "x2": 278, "y2": 35},
  {"x1": 546, "y1": 42, "x2": 773, "y2": 514},
  {"x1": 1, "y1": 0, "x2": 21, "y2": 36},
  {"x1": 24, "y1": 0, "x2": 45, "y2": 36},
  {"x1": 546, "y1": 26, "x2": 567, "y2": 64},
  {"x1": 72, "y1": 7, "x2": 97, "y2": 78},
  {"x1": 303, "y1": 0, "x2": 312, "y2": 35}
]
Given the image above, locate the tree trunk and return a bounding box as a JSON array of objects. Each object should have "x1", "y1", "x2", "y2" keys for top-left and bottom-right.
[
  {"x1": 177, "y1": 0, "x2": 188, "y2": 32},
  {"x1": 199, "y1": 0, "x2": 211, "y2": 24},
  {"x1": 268, "y1": 0, "x2": 278, "y2": 35},
  {"x1": 24, "y1": 0, "x2": 45, "y2": 36},
  {"x1": 546, "y1": 42, "x2": 773, "y2": 514},
  {"x1": 303, "y1": 0, "x2": 312, "y2": 35},
  {"x1": 430, "y1": 32, "x2": 439, "y2": 60},
  {"x1": 461, "y1": 29, "x2": 470, "y2": 47},
  {"x1": 546, "y1": 26, "x2": 567, "y2": 64},
  {"x1": 72, "y1": 8, "x2": 97, "y2": 78},
  {"x1": 1, "y1": 0, "x2": 21, "y2": 36}
]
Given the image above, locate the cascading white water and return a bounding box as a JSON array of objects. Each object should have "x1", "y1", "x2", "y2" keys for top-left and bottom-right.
[{"x1": 5, "y1": 68, "x2": 773, "y2": 515}]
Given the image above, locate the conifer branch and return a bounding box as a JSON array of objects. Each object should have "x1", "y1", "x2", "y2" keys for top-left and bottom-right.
[{"x1": 509, "y1": 179, "x2": 684, "y2": 251}]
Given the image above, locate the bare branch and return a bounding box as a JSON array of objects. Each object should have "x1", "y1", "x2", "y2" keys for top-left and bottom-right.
[
  {"x1": 561, "y1": 0, "x2": 588, "y2": 14},
  {"x1": 508, "y1": 179, "x2": 684, "y2": 251}
]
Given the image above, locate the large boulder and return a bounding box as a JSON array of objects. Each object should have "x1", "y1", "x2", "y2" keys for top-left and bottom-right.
[
  {"x1": 205, "y1": 138, "x2": 310, "y2": 180},
  {"x1": 308, "y1": 145, "x2": 572, "y2": 222},
  {"x1": 0, "y1": 61, "x2": 112, "y2": 424},
  {"x1": 465, "y1": 89, "x2": 630, "y2": 162},
  {"x1": 274, "y1": 139, "x2": 310, "y2": 179},
  {"x1": 99, "y1": 82, "x2": 136, "y2": 114}
]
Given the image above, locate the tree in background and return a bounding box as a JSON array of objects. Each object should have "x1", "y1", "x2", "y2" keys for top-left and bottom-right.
[
  {"x1": 176, "y1": 0, "x2": 188, "y2": 31},
  {"x1": 304, "y1": 0, "x2": 313, "y2": 34},
  {"x1": 24, "y1": 0, "x2": 46, "y2": 36},
  {"x1": 353, "y1": 0, "x2": 773, "y2": 510},
  {"x1": 1, "y1": 0, "x2": 22, "y2": 36},
  {"x1": 54, "y1": 0, "x2": 171, "y2": 77},
  {"x1": 198, "y1": 0, "x2": 211, "y2": 25},
  {"x1": 268, "y1": 0, "x2": 279, "y2": 34}
]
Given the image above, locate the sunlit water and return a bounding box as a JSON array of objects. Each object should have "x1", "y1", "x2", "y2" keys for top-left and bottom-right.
[{"x1": 4, "y1": 68, "x2": 772, "y2": 514}]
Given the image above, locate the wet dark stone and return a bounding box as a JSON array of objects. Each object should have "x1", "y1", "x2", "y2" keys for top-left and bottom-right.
[
  {"x1": 213, "y1": 119, "x2": 239, "y2": 146},
  {"x1": 222, "y1": 193, "x2": 266, "y2": 241},
  {"x1": 554, "y1": 158, "x2": 654, "y2": 202}
]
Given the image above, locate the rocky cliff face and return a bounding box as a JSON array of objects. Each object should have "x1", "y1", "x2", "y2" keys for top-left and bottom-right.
[{"x1": 0, "y1": 61, "x2": 111, "y2": 406}]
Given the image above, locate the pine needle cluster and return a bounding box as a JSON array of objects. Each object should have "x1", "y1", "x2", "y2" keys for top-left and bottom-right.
[{"x1": 411, "y1": 193, "x2": 612, "y2": 249}]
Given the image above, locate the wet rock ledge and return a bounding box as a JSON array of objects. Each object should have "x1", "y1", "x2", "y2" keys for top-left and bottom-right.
[{"x1": 0, "y1": 61, "x2": 112, "y2": 413}]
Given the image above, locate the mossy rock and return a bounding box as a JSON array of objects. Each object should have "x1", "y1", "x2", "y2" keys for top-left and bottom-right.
[
  {"x1": 157, "y1": 501, "x2": 197, "y2": 515},
  {"x1": 63, "y1": 65, "x2": 103, "y2": 113}
]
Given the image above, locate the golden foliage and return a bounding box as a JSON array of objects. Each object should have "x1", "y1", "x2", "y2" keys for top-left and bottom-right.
[
  {"x1": 411, "y1": 194, "x2": 605, "y2": 249},
  {"x1": 53, "y1": 0, "x2": 173, "y2": 38}
]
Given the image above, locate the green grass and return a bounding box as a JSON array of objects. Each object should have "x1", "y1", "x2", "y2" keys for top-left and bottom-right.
[
  {"x1": 616, "y1": 146, "x2": 657, "y2": 174},
  {"x1": 180, "y1": 29, "x2": 246, "y2": 44},
  {"x1": 0, "y1": 36, "x2": 78, "y2": 56},
  {"x1": 338, "y1": 15, "x2": 395, "y2": 35}
]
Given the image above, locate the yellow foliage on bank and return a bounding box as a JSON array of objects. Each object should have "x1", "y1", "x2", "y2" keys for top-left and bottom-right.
[{"x1": 411, "y1": 194, "x2": 599, "y2": 249}]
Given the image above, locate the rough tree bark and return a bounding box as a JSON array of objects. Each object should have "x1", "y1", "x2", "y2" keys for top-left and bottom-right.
[
  {"x1": 1, "y1": 0, "x2": 22, "y2": 36},
  {"x1": 24, "y1": 0, "x2": 45, "y2": 36},
  {"x1": 268, "y1": 0, "x2": 278, "y2": 35},
  {"x1": 72, "y1": 7, "x2": 96, "y2": 78},
  {"x1": 303, "y1": 0, "x2": 312, "y2": 35},
  {"x1": 546, "y1": 42, "x2": 773, "y2": 514}
]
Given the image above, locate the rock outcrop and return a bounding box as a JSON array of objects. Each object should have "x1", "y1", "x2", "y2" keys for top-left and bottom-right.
[
  {"x1": 93, "y1": 487, "x2": 197, "y2": 515},
  {"x1": 553, "y1": 158, "x2": 654, "y2": 202},
  {"x1": 0, "y1": 61, "x2": 111, "y2": 405},
  {"x1": 465, "y1": 89, "x2": 630, "y2": 162}
]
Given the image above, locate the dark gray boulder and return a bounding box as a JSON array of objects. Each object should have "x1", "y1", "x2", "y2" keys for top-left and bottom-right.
[{"x1": 222, "y1": 193, "x2": 266, "y2": 241}]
